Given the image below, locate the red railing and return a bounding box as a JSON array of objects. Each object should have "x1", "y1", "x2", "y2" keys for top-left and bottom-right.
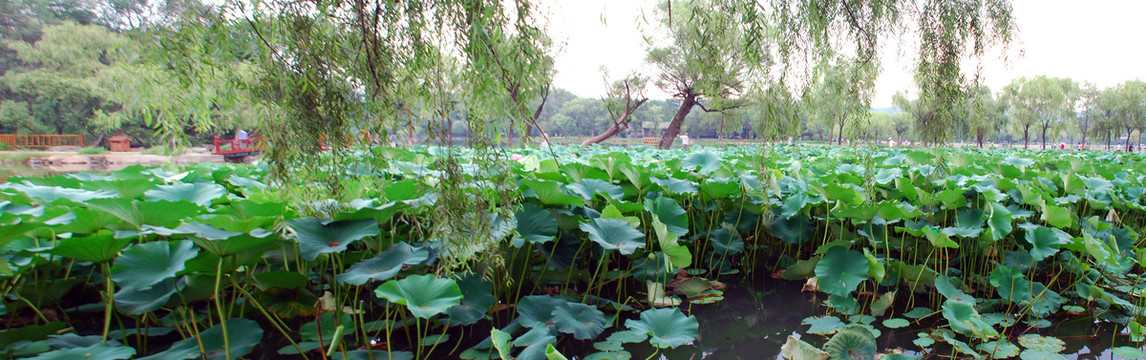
[
  {"x1": 0, "y1": 134, "x2": 84, "y2": 149},
  {"x1": 213, "y1": 136, "x2": 262, "y2": 155}
]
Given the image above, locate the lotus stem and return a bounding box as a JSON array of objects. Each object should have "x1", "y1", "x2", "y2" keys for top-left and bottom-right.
[{"x1": 214, "y1": 257, "x2": 232, "y2": 360}]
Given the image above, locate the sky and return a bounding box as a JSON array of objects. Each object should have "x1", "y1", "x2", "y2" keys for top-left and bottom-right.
[{"x1": 539, "y1": 0, "x2": 1146, "y2": 108}]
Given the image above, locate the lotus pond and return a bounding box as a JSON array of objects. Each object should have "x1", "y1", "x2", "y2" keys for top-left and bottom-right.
[{"x1": 2, "y1": 145, "x2": 1146, "y2": 360}]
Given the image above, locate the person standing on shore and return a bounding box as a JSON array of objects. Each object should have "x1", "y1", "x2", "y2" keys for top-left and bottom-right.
[
  {"x1": 236, "y1": 128, "x2": 249, "y2": 149},
  {"x1": 680, "y1": 133, "x2": 690, "y2": 151}
]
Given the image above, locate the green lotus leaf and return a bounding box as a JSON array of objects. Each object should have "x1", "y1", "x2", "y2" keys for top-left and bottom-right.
[
  {"x1": 934, "y1": 275, "x2": 974, "y2": 304},
  {"x1": 3, "y1": 183, "x2": 116, "y2": 203},
  {"x1": 1111, "y1": 346, "x2": 1146, "y2": 359},
  {"x1": 646, "y1": 196, "x2": 689, "y2": 237},
  {"x1": 781, "y1": 256, "x2": 820, "y2": 280},
  {"x1": 521, "y1": 178, "x2": 584, "y2": 207},
  {"x1": 337, "y1": 242, "x2": 424, "y2": 285},
  {"x1": 780, "y1": 335, "x2": 829, "y2": 360},
  {"x1": 517, "y1": 295, "x2": 565, "y2": 328},
  {"x1": 990, "y1": 266, "x2": 1030, "y2": 304},
  {"x1": 1017, "y1": 334, "x2": 1064, "y2": 353},
  {"x1": 375, "y1": 274, "x2": 462, "y2": 319},
  {"x1": 1024, "y1": 226, "x2": 1061, "y2": 262},
  {"x1": 111, "y1": 240, "x2": 198, "y2": 290},
  {"x1": 882, "y1": 319, "x2": 910, "y2": 329},
  {"x1": 514, "y1": 327, "x2": 557, "y2": 360},
  {"x1": 862, "y1": 249, "x2": 885, "y2": 284},
  {"x1": 115, "y1": 277, "x2": 182, "y2": 314},
  {"x1": 709, "y1": 228, "x2": 744, "y2": 255},
  {"x1": 814, "y1": 247, "x2": 870, "y2": 297},
  {"x1": 287, "y1": 217, "x2": 379, "y2": 261},
  {"x1": 772, "y1": 214, "x2": 815, "y2": 244},
  {"x1": 650, "y1": 215, "x2": 691, "y2": 268},
  {"x1": 49, "y1": 230, "x2": 132, "y2": 263},
  {"x1": 567, "y1": 179, "x2": 624, "y2": 201},
  {"x1": 516, "y1": 203, "x2": 558, "y2": 245},
  {"x1": 802, "y1": 316, "x2": 846, "y2": 335},
  {"x1": 823, "y1": 325, "x2": 876, "y2": 360},
  {"x1": 87, "y1": 198, "x2": 203, "y2": 230},
  {"x1": 903, "y1": 307, "x2": 932, "y2": 319},
  {"x1": 625, "y1": 308, "x2": 698, "y2": 349},
  {"x1": 444, "y1": 273, "x2": 495, "y2": 326},
  {"x1": 551, "y1": 302, "x2": 607, "y2": 340},
  {"x1": 593, "y1": 339, "x2": 624, "y2": 351},
  {"x1": 651, "y1": 177, "x2": 698, "y2": 195},
  {"x1": 144, "y1": 182, "x2": 227, "y2": 206},
  {"x1": 606, "y1": 330, "x2": 648, "y2": 344},
  {"x1": 985, "y1": 202, "x2": 1013, "y2": 241},
  {"x1": 138, "y1": 318, "x2": 262, "y2": 360},
  {"x1": 700, "y1": 178, "x2": 741, "y2": 199},
  {"x1": 579, "y1": 217, "x2": 645, "y2": 255},
  {"x1": 978, "y1": 340, "x2": 1020, "y2": 359},
  {"x1": 490, "y1": 328, "x2": 513, "y2": 360},
  {"x1": 1040, "y1": 202, "x2": 1072, "y2": 229},
  {"x1": 1019, "y1": 350, "x2": 1066, "y2": 360},
  {"x1": 1024, "y1": 282, "x2": 1063, "y2": 318},
  {"x1": 583, "y1": 351, "x2": 632, "y2": 360},
  {"x1": 942, "y1": 300, "x2": 992, "y2": 337},
  {"x1": 681, "y1": 150, "x2": 721, "y2": 176},
  {"x1": 870, "y1": 291, "x2": 895, "y2": 317},
  {"x1": 24, "y1": 343, "x2": 135, "y2": 360},
  {"x1": 632, "y1": 252, "x2": 678, "y2": 284}
]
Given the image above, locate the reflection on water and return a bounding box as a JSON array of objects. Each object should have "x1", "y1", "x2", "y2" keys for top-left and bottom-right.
[
  {"x1": 0, "y1": 163, "x2": 130, "y2": 182},
  {"x1": 612, "y1": 276, "x2": 1137, "y2": 360}
]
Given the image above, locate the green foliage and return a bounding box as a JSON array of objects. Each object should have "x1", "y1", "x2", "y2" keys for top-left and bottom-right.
[{"x1": 75, "y1": 146, "x2": 105, "y2": 154}]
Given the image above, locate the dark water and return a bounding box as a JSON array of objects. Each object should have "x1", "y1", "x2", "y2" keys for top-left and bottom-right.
[{"x1": 588, "y1": 276, "x2": 1138, "y2": 360}]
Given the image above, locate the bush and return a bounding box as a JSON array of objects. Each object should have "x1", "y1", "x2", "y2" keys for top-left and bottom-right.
[{"x1": 77, "y1": 146, "x2": 107, "y2": 155}]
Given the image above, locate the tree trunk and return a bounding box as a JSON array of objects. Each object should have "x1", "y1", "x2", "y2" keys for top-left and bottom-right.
[
  {"x1": 1126, "y1": 127, "x2": 1133, "y2": 151},
  {"x1": 1041, "y1": 125, "x2": 1047, "y2": 150},
  {"x1": 836, "y1": 116, "x2": 845, "y2": 145},
  {"x1": 658, "y1": 94, "x2": 696, "y2": 149},
  {"x1": 582, "y1": 123, "x2": 627, "y2": 145},
  {"x1": 1023, "y1": 126, "x2": 1030, "y2": 149}
]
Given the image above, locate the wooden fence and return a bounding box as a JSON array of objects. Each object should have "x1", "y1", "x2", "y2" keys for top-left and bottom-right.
[{"x1": 0, "y1": 134, "x2": 84, "y2": 149}]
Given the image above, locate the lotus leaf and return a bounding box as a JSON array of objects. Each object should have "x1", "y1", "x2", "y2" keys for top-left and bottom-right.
[
  {"x1": 443, "y1": 273, "x2": 495, "y2": 326},
  {"x1": 823, "y1": 325, "x2": 876, "y2": 360},
  {"x1": 579, "y1": 217, "x2": 644, "y2": 255},
  {"x1": 25, "y1": 343, "x2": 135, "y2": 360},
  {"x1": 646, "y1": 196, "x2": 688, "y2": 236},
  {"x1": 374, "y1": 274, "x2": 463, "y2": 319},
  {"x1": 625, "y1": 308, "x2": 698, "y2": 349},
  {"x1": 802, "y1": 316, "x2": 846, "y2": 335},
  {"x1": 550, "y1": 302, "x2": 607, "y2": 340},
  {"x1": 583, "y1": 351, "x2": 632, "y2": 360},
  {"x1": 780, "y1": 335, "x2": 829, "y2": 360},
  {"x1": 1111, "y1": 346, "x2": 1146, "y2": 359},
  {"x1": 138, "y1": 318, "x2": 263, "y2": 360},
  {"x1": 815, "y1": 247, "x2": 870, "y2": 297},
  {"x1": 287, "y1": 217, "x2": 379, "y2": 261},
  {"x1": 337, "y1": 242, "x2": 423, "y2": 285},
  {"x1": 144, "y1": 182, "x2": 227, "y2": 206},
  {"x1": 990, "y1": 266, "x2": 1030, "y2": 304},
  {"x1": 978, "y1": 340, "x2": 1020, "y2": 358},
  {"x1": 111, "y1": 240, "x2": 198, "y2": 290}
]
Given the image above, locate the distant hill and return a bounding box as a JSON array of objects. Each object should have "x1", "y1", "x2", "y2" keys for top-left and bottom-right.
[{"x1": 870, "y1": 107, "x2": 902, "y2": 114}]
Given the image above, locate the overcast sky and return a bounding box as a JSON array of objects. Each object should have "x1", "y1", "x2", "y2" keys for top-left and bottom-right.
[{"x1": 540, "y1": 0, "x2": 1146, "y2": 108}]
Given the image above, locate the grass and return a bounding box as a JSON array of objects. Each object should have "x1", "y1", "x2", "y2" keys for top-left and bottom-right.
[
  {"x1": 142, "y1": 146, "x2": 184, "y2": 155},
  {"x1": 77, "y1": 146, "x2": 107, "y2": 155},
  {"x1": 0, "y1": 151, "x2": 38, "y2": 164}
]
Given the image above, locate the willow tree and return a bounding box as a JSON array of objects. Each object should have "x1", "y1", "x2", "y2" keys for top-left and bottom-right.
[
  {"x1": 647, "y1": 0, "x2": 749, "y2": 149},
  {"x1": 964, "y1": 85, "x2": 1005, "y2": 148},
  {"x1": 806, "y1": 57, "x2": 876, "y2": 146},
  {"x1": 1109, "y1": 80, "x2": 1146, "y2": 151},
  {"x1": 1002, "y1": 76, "x2": 1075, "y2": 149}
]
